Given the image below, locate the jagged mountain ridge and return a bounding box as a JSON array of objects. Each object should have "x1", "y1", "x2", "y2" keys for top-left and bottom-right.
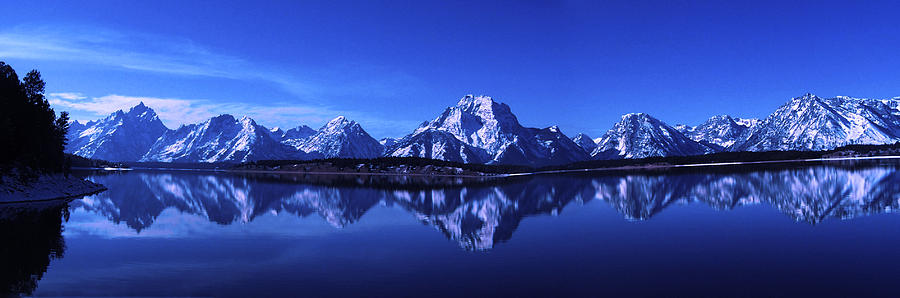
[
  {"x1": 675, "y1": 115, "x2": 759, "y2": 149},
  {"x1": 294, "y1": 116, "x2": 384, "y2": 159},
  {"x1": 65, "y1": 102, "x2": 168, "y2": 162},
  {"x1": 388, "y1": 95, "x2": 588, "y2": 166},
  {"x1": 140, "y1": 114, "x2": 304, "y2": 162},
  {"x1": 572, "y1": 133, "x2": 598, "y2": 153},
  {"x1": 65, "y1": 93, "x2": 900, "y2": 164},
  {"x1": 733, "y1": 94, "x2": 900, "y2": 151},
  {"x1": 278, "y1": 125, "x2": 317, "y2": 147},
  {"x1": 592, "y1": 113, "x2": 718, "y2": 159},
  {"x1": 67, "y1": 103, "x2": 383, "y2": 163},
  {"x1": 387, "y1": 130, "x2": 490, "y2": 164}
]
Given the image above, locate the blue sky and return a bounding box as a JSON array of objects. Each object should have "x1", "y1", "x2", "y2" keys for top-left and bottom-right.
[{"x1": 1, "y1": 1, "x2": 899, "y2": 139}]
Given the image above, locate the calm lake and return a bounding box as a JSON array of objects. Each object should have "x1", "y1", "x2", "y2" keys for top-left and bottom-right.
[{"x1": 4, "y1": 160, "x2": 900, "y2": 297}]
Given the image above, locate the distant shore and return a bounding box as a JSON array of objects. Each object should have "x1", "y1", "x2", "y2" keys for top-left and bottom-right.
[
  {"x1": 227, "y1": 168, "x2": 502, "y2": 178},
  {"x1": 70, "y1": 155, "x2": 900, "y2": 179},
  {"x1": 512, "y1": 155, "x2": 900, "y2": 176}
]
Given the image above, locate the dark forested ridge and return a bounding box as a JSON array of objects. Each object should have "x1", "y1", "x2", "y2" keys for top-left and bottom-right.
[
  {"x1": 235, "y1": 156, "x2": 530, "y2": 175},
  {"x1": 540, "y1": 142, "x2": 900, "y2": 172},
  {"x1": 0, "y1": 62, "x2": 70, "y2": 173}
]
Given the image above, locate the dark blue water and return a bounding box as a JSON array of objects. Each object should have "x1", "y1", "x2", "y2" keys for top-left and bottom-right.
[{"x1": 4, "y1": 161, "x2": 900, "y2": 297}]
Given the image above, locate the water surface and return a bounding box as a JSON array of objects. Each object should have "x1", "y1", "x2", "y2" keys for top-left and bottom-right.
[{"x1": 4, "y1": 161, "x2": 900, "y2": 297}]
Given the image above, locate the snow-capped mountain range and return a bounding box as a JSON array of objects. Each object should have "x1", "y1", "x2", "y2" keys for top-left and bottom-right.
[
  {"x1": 66, "y1": 102, "x2": 168, "y2": 162},
  {"x1": 591, "y1": 113, "x2": 719, "y2": 159},
  {"x1": 140, "y1": 114, "x2": 305, "y2": 163},
  {"x1": 386, "y1": 95, "x2": 588, "y2": 166},
  {"x1": 675, "y1": 115, "x2": 758, "y2": 149},
  {"x1": 65, "y1": 93, "x2": 900, "y2": 165},
  {"x1": 732, "y1": 94, "x2": 900, "y2": 151},
  {"x1": 293, "y1": 116, "x2": 383, "y2": 159}
]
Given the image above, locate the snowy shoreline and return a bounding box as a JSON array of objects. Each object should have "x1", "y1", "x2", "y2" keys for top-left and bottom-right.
[
  {"x1": 227, "y1": 168, "x2": 503, "y2": 178},
  {"x1": 0, "y1": 174, "x2": 107, "y2": 203}
]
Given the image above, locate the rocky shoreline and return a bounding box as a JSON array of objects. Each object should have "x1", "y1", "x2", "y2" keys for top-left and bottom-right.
[{"x1": 0, "y1": 174, "x2": 106, "y2": 203}]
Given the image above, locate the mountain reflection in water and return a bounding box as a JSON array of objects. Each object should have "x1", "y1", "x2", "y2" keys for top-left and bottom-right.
[{"x1": 69, "y1": 161, "x2": 900, "y2": 251}]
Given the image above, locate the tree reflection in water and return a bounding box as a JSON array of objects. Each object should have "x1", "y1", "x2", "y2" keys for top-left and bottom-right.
[{"x1": 0, "y1": 200, "x2": 69, "y2": 296}]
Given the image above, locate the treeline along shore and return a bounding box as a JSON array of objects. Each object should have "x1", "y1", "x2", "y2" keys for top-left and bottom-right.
[{"x1": 0, "y1": 62, "x2": 105, "y2": 202}]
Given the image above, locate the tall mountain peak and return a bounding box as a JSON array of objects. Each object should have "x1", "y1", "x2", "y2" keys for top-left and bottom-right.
[
  {"x1": 572, "y1": 133, "x2": 598, "y2": 153},
  {"x1": 295, "y1": 116, "x2": 383, "y2": 159},
  {"x1": 456, "y1": 94, "x2": 493, "y2": 106},
  {"x1": 391, "y1": 95, "x2": 587, "y2": 166},
  {"x1": 705, "y1": 114, "x2": 734, "y2": 122},
  {"x1": 328, "y1": 115, "x2": 348, "y2": 124},
  {"x1": 678, "y1": 114, "x2": 754, "y2": 149},
  {"x1": 592, "y1": 112, "x2": 717, "y2": 159},
  {"x1": 141, "y1": 114, "x2": 301, "y2": 162},
  {"x1": 547, "y1": 125, "x2": 561, "y2": 133},
  {"x1": 734, "y1": 94, "x2": 900, "y2": 151},
  {"x1": 622, "y1": 112, "x2": 648, "y2": 118},
  {"x1": 65, "y1": 102, "x2": 169, "y2": 161}
]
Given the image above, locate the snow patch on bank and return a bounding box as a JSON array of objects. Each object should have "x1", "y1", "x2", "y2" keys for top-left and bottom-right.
[{"x1": 0, "y1": 174, "x2": 106, "y2": 203}]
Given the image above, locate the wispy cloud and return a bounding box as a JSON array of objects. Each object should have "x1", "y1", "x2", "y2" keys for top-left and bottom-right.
[
  {"x1": 0, "y1": 25, "x2": 430, "y2": 101},
  {"x1": 0, "y1": 25, "x2": 322, "y2": 98},
  {"x1": 1, "y1": 24, "x2": 427, "y2": 137}
]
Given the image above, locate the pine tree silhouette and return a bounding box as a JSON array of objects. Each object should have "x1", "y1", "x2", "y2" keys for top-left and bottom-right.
[{"x1": 0, "y1": 62, "x2": 70, "y2": 173}]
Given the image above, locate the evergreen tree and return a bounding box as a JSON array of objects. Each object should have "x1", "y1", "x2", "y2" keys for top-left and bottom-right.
[{"x1": 0, "y1": 62, "x2": 70, "y2": 173}]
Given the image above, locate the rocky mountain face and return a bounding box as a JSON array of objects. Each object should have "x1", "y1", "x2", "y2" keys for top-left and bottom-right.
[
  {"x1": 267, "y1": 127, "x2": 285, "y2": 140},
  {"x1": 387, "y1": 130, "x2": 489, "y2": 163},
  {"x1": 571, "y1": 133, "x2": 598, "y2": 153},
  {"x1": 140, "y1": 114, "x2": 302, "y2": 162},
  {"x1": 592, "y1": 113, "x2": 718, "y2": 159},
  {"x1": 388, "y1": 95, "x2": 588, "y2": 166},
  {"x1": 295, "y1": 116, "x2": 384, "y2": 159},
  {"x1": 65, "y1": 102, "x2": 168, "y2": 162},
  {"x1": 67, "y1": 103, "x2": 382, "y2": 163},
  {"x1": 65, "y1": 93, "x2": 900, "y2": 165},
  {"x1": 379, "y1": 138, "x2": 400, "y2": 154},
  {"x1": 279, "y1": 125, "x2": 317, "y2": 148},
  {"x1": 733, "y1": 94, "x2": 900, "y2": 152},
  {"x1": 676, "y1": 115, "x2": 758, "y2": 149},
  {"x1": 529, "y1": 126, "x2": 591, "y2": 165}
]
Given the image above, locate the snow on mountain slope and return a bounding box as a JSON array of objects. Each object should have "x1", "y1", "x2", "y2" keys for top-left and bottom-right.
[
  {"x1": 676, "y1": 115, "x2": 758, "y2": 149},
  {"x1": 267, "y1": 127, "x2": 285, "y2": 140},
  {"x1": 295, "y1": 116, "x2": 383, "y2": 159},
  {"x1": 880, "y1": 97, "x2": 900, "y2": 117},
  {"x1": 388, "y1": 130, "x2": 489, "y2": 163},
  {"x1": 65, "y1": 102, "x2": 169, "y2": 162},
  {"x1": 68, "y1": 120, "x2": 87, "y2": 136},
  {"x1": 572, "y1": 133, "x2": 598, "y2": 153},
  {"x1": 379, "y1": 137, "x2": 400, "y2": 154},
  {"x1": 141, "y1": 114, "x2": 303, "y2": 162},
  {"x1": 280, "y1": 125, "x2": 317, "y2": 148},
  {"x1": 733, "y1": 94, "x2": 900, "y2": 152},
  {"x1": 67, "y1": 93, "x2": 900, "y2": 165},
  {"x1": 528, "y1": 126, "x2": 591, "y2": 165},
  {"x1": 592, "y1": 113, "x2": 718, "y2": 159},
  {"x1": 734, "y1": 118, "x2": 761, "y2": 128},
  {"x1": 379, "y1": 137, "x2": 399, "y2": 147},
  {"x1": 388, "y1": 95, "x2": 588, "y2": 166}
]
